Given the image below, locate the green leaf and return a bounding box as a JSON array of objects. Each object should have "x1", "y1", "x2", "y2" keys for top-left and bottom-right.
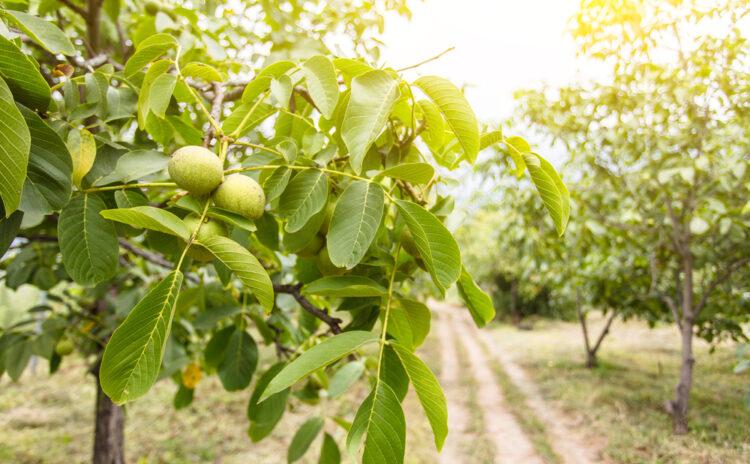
[
  {"x1": 504, "y1": 135, "x2": 529, "y2": 178},
  {"x1": 263, "y1": 166, "x2": 292, "y2": 202},
  {"x1": 197, "y1": 235, "x2": 275, "y2": 312},
  {"x1": 523, "y1": 153, "x2": 570, "y2": 236},
  {"x1": 414, "y1": 76, "x2": 479, "y2": 163},
  {"x1": 115, "y1": 190, "x2": 148, "y2": 209},
  {"x1": 327, "y1": 361, "x2": 365, "y2": 399},
  {"x1": 387, "y1": 298, "x2": 430, "y2": 349},
  {"x1": 67, "y1": 128, "x2": 97, "y2": 188},
  {"x1": 270, "y1": 75, "x2": 292, "y2": 106},
  {"x1": 395, "y1": 199, "x2": 461, "y2": 293},
  {"x1": 137, "y1": 59, "x2": 171, "y2": 129},
  {"x1": 391, "y1": 343, "x2": 447, "y2": 451},
  {"x1": 0, "y1": 210, "x2": 23, "y2": 258},
  {"x1": 181, "y1": 62, "x2": 224, "y2": 82},
  {"x1": 100, "y1": 271, "x2": 184, "y2": 403},
  {"x1": 241, "y1": 60, "x2": 295, "y2": 103},
  {"x1": 1, "y1": 10, "x2": 75, "y2": 55},
  {"x1": 148, "y1": 73, "x2": 177, "y2": 118},
  {"x1": 260, "y1": 331, "x2": 378, "y2": 401},
  {"x1": 218, "y1": 327, "x2": 258, "y2": 391},
  {"x1": 94, "y1": 149, "x2": 168, "y2": 185},
  {"x1": 100, "y1": 206, "x2": 190, "y2": 239},
  {"x1": 248, "y1": 362, "x2": 290, "y2": 442},
  {"x1": 480, "y1": 129, "x2": 503, "y2": 150},
  {"x1": 58, "y1": 194, "x2": 118, "y2": 285},
  {"x1": 341, "y1": 70, "x2": 400, "y2": 173},
  {"x1": 327, "y1": 181, "x2": 384, "y2": 268},
  {"x1": 456, "y1": 266, "x2": 495, "y2": 327},
  {"x1": 0, "y1": 35, "x2": 50, "y2": 111},
  {"x1": 207, "y1": 207, "x2": 256, "y2": 232},
  {"x1": 204, "y1": 326, "x2": 234, "y2": 369},
  {"x1": 319, "y1": 433, "x2": 341, "y2": 464},
  {"x1": 288, "y1": 417, "x2": 324, "y2": 463},
  {"x1": 302, "y1": 55, "x2": 339, "y2": 119},
  {"x1": 374, "y1": 163, "x2": 434, "y2": 185},
  {"x1": 302, "y1": 276, "x2": 386, "y2": 298},
  {"x1": 333, "y1": 58, "x2": 373, "y2": 81},
  {"x1": 0, "y1": 77, "x2": 30, "y2": 216},
  {"x1": 380, "y1": 345, "x2": 408, "y2": 401},
  {"x1": 417, "y1": 99, "x2": 445, "y2": 152},
  {"x1": 124, "y1": 33, "x2": 178, "y2": 78},
  {"x1": 279, "y1": 169, "x2": 328, "y2": 233},
  {"x1": 3, "y1": 336, "x2": 31, "y2": 381},
  {"x1": 222, "y1": 102, "x2": 276, "y2": 137},
  {"x1": 19, "y1": 104, "x2": 72, "y2": 211},
  {"x1": 347, "y1": 380, "x2": 405, "y2": 464}
]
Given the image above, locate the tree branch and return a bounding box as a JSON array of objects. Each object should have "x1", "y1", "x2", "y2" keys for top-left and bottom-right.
[
  {"x1": 273, "y1": 283, "x2": 343, "y2": 334},
  {"x1": 695, "y1": 256, "x2": 750, "y2": 316},
  {"x1": 203, "y1": 82, "x2": 225, "y2": 147},
  {"x1": 57, "y1": 0, "x2": 87, "y2": 17}
]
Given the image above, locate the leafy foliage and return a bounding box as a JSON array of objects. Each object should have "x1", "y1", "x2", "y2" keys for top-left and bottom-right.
[{"x1": 0, "y1": 1, "x2": 564, "y2": 461}]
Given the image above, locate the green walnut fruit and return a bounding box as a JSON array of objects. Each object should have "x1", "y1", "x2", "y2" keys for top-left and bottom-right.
[
  {"x1": 297, "y1": 234, "x2": 324, "y2": 258},
  {"x1": 213, "y1": 173, "x2": 266, "y2": 219},
  {"x1": 316, "y1": 246, "x2": 346, "y2": 276},
  {"x1": 168, "y1": 146, "x2": 224, "y2": 196},
  {"x1": 144, "y1": 0, "x2": 160, "y2": 15},
  {"x1": 400, "y1": 228, "x2": 420, "y2": 257},
  {"x1": 55, "y1": 338, "x2": 74, "y2": 356},
  {"x1": 319, "y1": 202, "x2": 336, "y2": 234},
  {"x1": 183, "y1": 214, "x2": 227, "y2": 261}
]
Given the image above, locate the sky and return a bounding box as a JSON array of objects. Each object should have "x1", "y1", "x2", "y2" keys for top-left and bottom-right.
[{"x1": 380, "y1": 0, "x2": 584, "y2": 123}]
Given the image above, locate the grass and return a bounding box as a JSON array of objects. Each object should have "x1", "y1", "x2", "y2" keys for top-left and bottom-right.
[
  {"x1": 0, "y1": 348, "x2": 441, "y2": 464},
  {"x1": 486, "y1": 314, "x2": 750, "y2": 464}
]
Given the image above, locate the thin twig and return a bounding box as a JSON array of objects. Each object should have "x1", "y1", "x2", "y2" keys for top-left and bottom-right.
[
  {"x1": 273, "y1": 283, "x2": 342, "y2": 334},
  {"x1": 395, "y1": 46, "x2": 455, "y2": 72},
  {"x1": 204, "y1": 82, "x2": 225, "y2": 147},
  {"x1": 56, "y1": 0, "x2": 87, "y2": 17}
]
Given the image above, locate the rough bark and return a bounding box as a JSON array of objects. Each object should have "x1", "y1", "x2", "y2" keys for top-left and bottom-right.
[
  {"x1": 91, "y1": 362, "x2": 125, "y2": 464},
  {"x1": 668, "y1": 252, "x2": 695, "y2": 435}
]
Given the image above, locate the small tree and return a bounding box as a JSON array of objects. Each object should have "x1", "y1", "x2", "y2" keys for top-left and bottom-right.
[
  {"x1": 0, "y1": 1, "x2": 567, "y2": 463},
  {"x1": 517, "y1": 0, "x2": 750, "y2": 433}
]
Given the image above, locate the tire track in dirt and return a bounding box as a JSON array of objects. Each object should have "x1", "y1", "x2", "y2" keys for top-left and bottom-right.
[
  {"x1": 435, "y1": 310, "x2": 470, "y2": 464},
  {"x1": 475, "y1": 328, "x2": 600, "y2": 464},
  {"x1": 436, "y1": 305, "x2": 544, "y2": 464}
]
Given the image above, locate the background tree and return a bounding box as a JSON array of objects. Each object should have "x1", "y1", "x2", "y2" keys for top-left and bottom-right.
[
  {"x1": 516, "y1": 0, "x2": 750, "y2": 433},
  {"x1": 0, "y1": 1, "x2": 567, "y2": 463}
]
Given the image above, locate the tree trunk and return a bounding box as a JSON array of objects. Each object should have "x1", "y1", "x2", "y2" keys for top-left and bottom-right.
[
  {"x1": 92, "y1": 363, "x2": 125, "y2": 464},
  {"x1": 668, "y1": 251, "x2": 695, "y2": 435},
  {"x1": 576, "y1": 294, "x2": 595, "y2": 368},
  {"x1": 509, "y1": 279, "x2": 521, "y2": 326}
]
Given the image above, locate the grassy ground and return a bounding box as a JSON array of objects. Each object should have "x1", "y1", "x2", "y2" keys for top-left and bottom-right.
[
  {"x1": 486, "y1": 315, "x2": 750, "y2": 464},
  {"x1": 0, "y1": 355, "x2": 437, "y2": 464}
]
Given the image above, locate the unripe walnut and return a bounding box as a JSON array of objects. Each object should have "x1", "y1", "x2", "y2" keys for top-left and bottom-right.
[
  {"x1": 55, "y1": 337, "x2": 74, "y2": 356},
  {"x1": 168, "y1": 146, "x2": 223, "y2": 196},
  {"x1": 213, "y1": 173, "x2": 266, "y2": 219},
  {"x1": 183, "y1": 214, "x2": 227, "y2": 261},
  {"x1": 316, "y1": 246, "x2": 346, "y2": 276}
]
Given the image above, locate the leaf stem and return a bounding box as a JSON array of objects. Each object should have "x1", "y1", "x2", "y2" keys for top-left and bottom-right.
[
  {"x1": 175, "y1": 46, "x2": 222, "y2": 135},
  {"x1": 176, "y1": 200, "x2": 211, "y2": 270},
  {"x1": 228, "y1": 90, "x2": 270, "y2": 139},
  {"x1": 375, "y1": 244, "x2": 402, "y2": 381},
  {"x1": 82, "y1": 182, "x2": 177, "y2": 193}
]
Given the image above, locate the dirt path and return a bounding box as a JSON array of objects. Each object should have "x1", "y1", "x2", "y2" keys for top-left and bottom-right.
[
  {"x1": 436, "y1": 306, "x2": 543, "y2": 464},
  {"x1": 476, "y1": 328, "x2": 600, "y2": 464},
  {"x1": 433, "y1": 302, "x2": 601, "y2": 463},
  {"x1": 435, "y1": 311, "x2": 470, "y2": 464}
]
